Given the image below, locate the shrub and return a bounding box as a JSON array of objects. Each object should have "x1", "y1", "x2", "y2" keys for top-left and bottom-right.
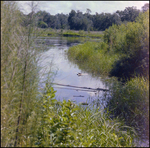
[
  {"x1": 104, "y1": 10, "x2": 149, "y2": 81},
  {"x1": 34, "y1": 83, "x2": 136, "y2": 147},
  {"x1": 106, "y1": 77, "x2": 149, "y2": 139}
]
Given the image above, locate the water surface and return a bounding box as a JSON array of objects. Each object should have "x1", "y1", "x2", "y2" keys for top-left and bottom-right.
[
  {"x1": 38, "y1": 37, "x2": 109, "y2": 106},
  {"x1": 37, "y1": 37, "x2": 149, "y2": 146}
]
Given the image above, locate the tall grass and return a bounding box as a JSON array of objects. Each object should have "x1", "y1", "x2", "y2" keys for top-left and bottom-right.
[
  {"x1": 35, "y1": 28, "x2": 104, "y2": 38},
  {"x1": 105, "y1": 76, "x2": 149, "y2": 139},
  {"x1": 67, "y1": 41, "x2": 119, "y2": 76}
]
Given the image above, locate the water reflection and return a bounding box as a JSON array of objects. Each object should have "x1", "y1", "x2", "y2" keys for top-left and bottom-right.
[{"x1": 38, "y1": 37, "x2": 109, "y2": 106}]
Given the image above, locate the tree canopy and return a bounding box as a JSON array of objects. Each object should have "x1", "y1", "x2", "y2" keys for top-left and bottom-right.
[{"x1": 21, "y1": 4, "x2": 147, "y2": 31}]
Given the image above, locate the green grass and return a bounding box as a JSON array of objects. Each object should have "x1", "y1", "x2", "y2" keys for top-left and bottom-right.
[
  {"x1": 67, "y1": 41, "x2": 119, "y2": 76},
  {"x1": 34, "y1": 28, "x2": 103, "y2": 38},
  {"x1": 62, "y1": 30, "x2": 103, "y2": 38}
]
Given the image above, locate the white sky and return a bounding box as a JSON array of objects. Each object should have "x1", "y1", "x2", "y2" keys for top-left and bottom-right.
[{"x1": 17, "y1": 1, "x2": 149, "y2": 15}]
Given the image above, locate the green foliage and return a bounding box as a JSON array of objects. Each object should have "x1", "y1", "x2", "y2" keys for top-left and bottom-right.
[
  {"x1": 62, "y1": 30, "x2": 103, "y2": 38},
  {"x1": 1, "y1": 1, "x2": 52, "y2": 147},
  {"x1": 67, "y1": 41, "x2": 119, "y2": 76},
  {"x1": 63, "y1": 31, "x2": 80, "y2": 37},
  {"x1": 106, "y1": 77, "x2": 149, "y2": 138},
  {"x1": 38, "y1": 21, "x2": 48, "y2": 28},
  {"x1": 103, "y1": 10, "x2": 149, "y2": 80},
  {"x1": 34, "y1": 84, "x2": 136, "y2": 147},
  {"x1": 67, "y1": 10, "x2": 149, "y2": 141}
]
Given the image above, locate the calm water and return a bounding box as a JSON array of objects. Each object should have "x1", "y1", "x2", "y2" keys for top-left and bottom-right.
[
  {"x1": 37, "y1": 37, "x2": 109, "y2": 107},
  {"x1": 37, "y1": 37, "x2": 149, "y2": 146}
]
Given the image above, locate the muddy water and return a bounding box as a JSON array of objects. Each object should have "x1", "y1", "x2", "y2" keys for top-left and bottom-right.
[{"x1": 37, "y1": 37, "x2": 108, "y2": 107}]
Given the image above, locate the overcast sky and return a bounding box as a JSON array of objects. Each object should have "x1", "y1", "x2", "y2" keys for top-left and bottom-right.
[{"x1": 17, "y1": 1, "x2": 149, "y2": 15}]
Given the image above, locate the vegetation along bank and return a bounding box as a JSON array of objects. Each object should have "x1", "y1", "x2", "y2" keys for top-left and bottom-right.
[
  {"x1": 1, "y1": 1, "x2": 149, "y2": 147},
  {"x1": 67, "y1": 9, "x2": 149, "y2": 140}
]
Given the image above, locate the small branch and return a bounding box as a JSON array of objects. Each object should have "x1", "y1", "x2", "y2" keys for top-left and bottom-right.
[{"x1": 52, "y1": 83, "x2": 109, "y2": 91}]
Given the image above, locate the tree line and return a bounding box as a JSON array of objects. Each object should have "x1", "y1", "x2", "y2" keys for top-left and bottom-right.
[{"x1": 21, "y1": 3, "x2": 149, "y2": 31}]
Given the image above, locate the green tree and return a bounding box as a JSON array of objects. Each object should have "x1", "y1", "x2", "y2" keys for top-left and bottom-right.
[
  {"x1": 86, "y1": 8, "x2": 91, "y2": 14},
  {"x1": 141, "y1": 3, "x2": 149, "y2": 12},
  {"x1": 116, "y1": 6, "x2": 140, "y2": 22},
  {"x1": 68, "y1": 10, "x2": 76, "y2": 30},
  {"x1": 38, "y1": 21, "x2": 48, "y2": 28}
]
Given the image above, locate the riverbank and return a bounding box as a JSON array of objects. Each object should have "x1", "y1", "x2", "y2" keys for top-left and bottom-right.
[
  {"x1": 67, "y1": 10, "x2": 149, "y2": 141},
  {"x1": 36, "y1": 28, "x2": 103, "y2": 38},
  {"x1": 67, "y1": 41, "x2": 119, "y2": 76},
  {"x1": 1, "y1": 2, "x2": 148, "y2": 147}
]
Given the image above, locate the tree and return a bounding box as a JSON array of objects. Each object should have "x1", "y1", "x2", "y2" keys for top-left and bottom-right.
[
  {"x1": 141, "y1": 3, "x2": 149, "y2": 12},
  {"x1": 36, "y1": 10, "x2": 50, "y2": 26},
  {"x1": 68, "y1": 10, "x2": 76, "y2": 30},
  {"x1": 38, "y1": 21, "x2": 48, "y2": 28},
  {"x1": 56, "y1": 13, "x2": 69, "y2": 29},
  {"x1": 116, "y1": 6, "x2": 140, "y2": 22},
  {"x1": 86, "y1": 8, "x2": 91, "y2": 14}
]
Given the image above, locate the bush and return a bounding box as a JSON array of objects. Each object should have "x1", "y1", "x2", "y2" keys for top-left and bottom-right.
[
  {"x1": 106, "y1": 77, "x2": 149, "y2": 139},
  {"x1": 104, "y1": 10, "x2": 149, "y2": 81},
  {"x1": 34, "y1": 84, "x2": 136, "y2": 147}
]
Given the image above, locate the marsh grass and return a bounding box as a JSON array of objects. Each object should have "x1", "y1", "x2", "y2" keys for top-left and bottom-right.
[
  {"x1": 67, "y1": 41, "x2": 119, "y2": 76},
  {"x1": 35, "y1": 28, "x2": 103, "y2": 38},
  {"x1": 67, "y1": 40, "x2": 149, "y2": 141}
]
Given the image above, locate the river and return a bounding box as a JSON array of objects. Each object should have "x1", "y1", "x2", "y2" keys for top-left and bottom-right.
[
  {"x1": 36, "y1": 36, "x2": 149, "y2": 147},
  {"x1": 37, "y1": 36, "x2": 109, "y2": 108}
]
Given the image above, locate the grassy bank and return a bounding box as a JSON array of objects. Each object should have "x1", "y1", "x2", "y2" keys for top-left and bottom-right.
[
  {"x1": 106, "y1": 76, "x2": 149, "y2": 139},
  {"x1": 67, "y1": 10, "x2": 149, "y2": 139},
  {"x1": 35, "y1": 28, "x2": 103, "y2": 38},
  {"x1": 67, "y1": 41, "x2": 119, "y2": 76}
]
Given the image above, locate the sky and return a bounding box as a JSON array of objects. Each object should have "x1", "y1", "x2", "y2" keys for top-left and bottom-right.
[{"x1": 17, "y1": 1, "x2": 149, "y2": 15}]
